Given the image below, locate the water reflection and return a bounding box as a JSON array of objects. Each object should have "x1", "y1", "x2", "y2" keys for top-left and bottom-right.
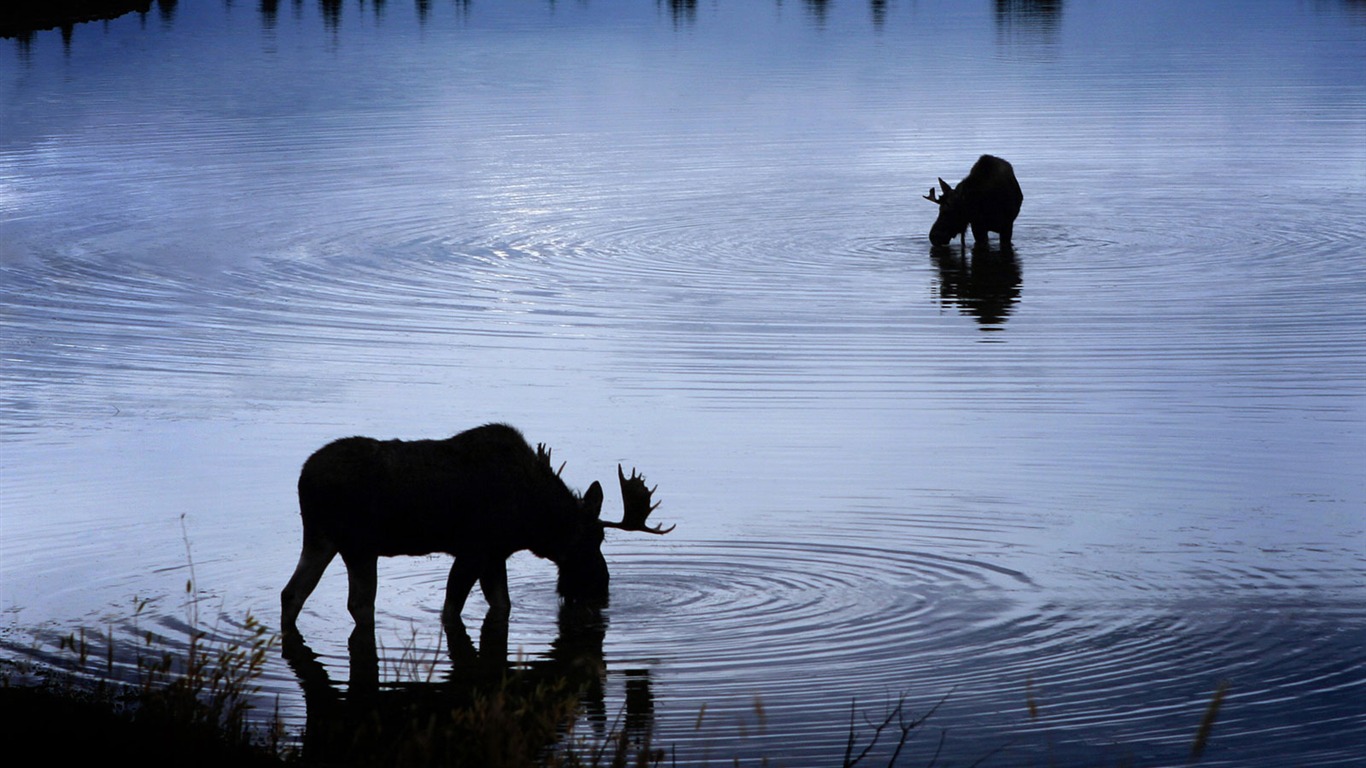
[
  {"x1": 994, "y1": 0, "x2": 1064, "y2": 31},
  {"x1": 260, "y1": 0, "x2": 279, "y2": 30},
  {"x1": 1, "y1": 0, "x2": 158, "y2": 48},
  {"x1": 871, "y1": 0, "x2": 888, "y2": 28},
  {"x1": 803, "y1": 0, "x2": 831, "y2": 26},
  {"x1": 7, "y1": 0, "x2": 1366, "y2": 49},
  {"x1": 5, "y1": 0, "x2": 953, "y2": 45},
  {"x1": 929, "y1": 245, "x2": 1022, "y2": 329},
  {"x1": 662, "y1": 0, "x2": 697, "y2": 27},
  {"x1": 993, "y1": 0, "x2": 1063, "y2": 60},
  {"x1": 320, "y1": 0, "x2": 342, "y2": 31},
  {"x1": 282, "y1": 603, "x2": 654, "y2": 764}
]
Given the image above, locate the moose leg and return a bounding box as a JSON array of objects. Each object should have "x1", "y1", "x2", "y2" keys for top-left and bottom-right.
[
  {"x1": 281, "y1": 533, "x2": 338, "y2": 632},
  {"x1": 480, "y1": 559, "x2": 511, "y2": 616},
  {"x1": 341, "y1": 552, "x2": 379, "y2": 630},
  {"x1": 442, "y1": 556, "x2": 483, "y2": 628},
  {"x1": 970, "y1": 222, "x2": 990, "y2": 250}
]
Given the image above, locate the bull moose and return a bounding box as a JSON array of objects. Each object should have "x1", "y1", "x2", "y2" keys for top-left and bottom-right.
[
  {"x1": 924, "y1": 155, "x2": 1023, "y2": 249},
  {"x1": 280, "y1": 423, "x2": 672, "y2": 635}
]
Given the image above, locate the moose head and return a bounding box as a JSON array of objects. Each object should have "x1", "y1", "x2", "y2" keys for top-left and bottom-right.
[
  {"x1": 924, "y1": 179, "x2": 970, "y2": 247},
  {"x1": 538, "y1": 444, "x2": 674, "y2": 605}
]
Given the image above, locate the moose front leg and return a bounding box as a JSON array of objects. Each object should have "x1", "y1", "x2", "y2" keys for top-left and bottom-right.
[
  {"x1": 442, "y1": 556, "x2": 483, "y2": 628},
  {"x1": 480, "y1": 559, "x2": 511, "y2": 616},
  {"x1": 971, "y1": 222, "x2": 989, "y2": 250}
]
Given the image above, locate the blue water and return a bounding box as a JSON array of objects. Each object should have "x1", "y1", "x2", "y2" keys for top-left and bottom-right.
[{"x1": 3, "y1": 2, "x2": 1364, "y2": 765}]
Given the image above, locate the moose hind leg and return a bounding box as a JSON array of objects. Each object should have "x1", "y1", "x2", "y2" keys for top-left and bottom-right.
[
  {"x1": 281, "y1": 534, "x2": 338, "y2": 632},
  {"x1": 342, "y1": 552, "x2": 379, "y2": 630}
]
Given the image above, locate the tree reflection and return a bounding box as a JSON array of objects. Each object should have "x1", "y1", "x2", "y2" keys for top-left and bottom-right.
[
  {"x1": 994, "y1": 0, "x2": 1064, "y2": 49},
  {"x1": 320, "y1": 0, "x2": 341, "y2": 31},
  {"x1": 2, "y1": 1, "x2": 155, "y2": 48},
  {"x1": 662, "y1": 0, "x2": 697, "y2": 27},
  {"x1": 804, "y1": 0, "x2": 831, "y2": 26},
  {"x1": 2, "y1": 0, "x2": 975, "y2": 43},
  {"x1": 871, "y1": 0, "x2": 888, "y2": 28}
]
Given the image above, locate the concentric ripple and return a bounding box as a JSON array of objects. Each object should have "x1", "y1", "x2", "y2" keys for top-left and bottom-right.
[{"x1": 595, "y1": 540, "x2": 1364, "y2": 765}]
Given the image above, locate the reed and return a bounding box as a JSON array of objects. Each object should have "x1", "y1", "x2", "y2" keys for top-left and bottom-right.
[
  {"x1": 0, "y1": 609, "x2": 286, "y2": 765},
  {"x1": 1189, "y1": 680, "x2": 1230, "y2": 763}
]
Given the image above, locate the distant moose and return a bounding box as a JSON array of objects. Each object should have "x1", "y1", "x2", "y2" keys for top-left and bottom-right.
[
  {"x1": 924, "y1": 155, "x2": 1023, "y2": 249},
  {"x1": 280, "y1": 423, "x2": 673, "y2": 635}
]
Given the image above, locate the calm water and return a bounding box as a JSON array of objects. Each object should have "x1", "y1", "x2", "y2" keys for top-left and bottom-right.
[{"x1": 2, "y1": 1, "x2": 1364, "y2": 765}]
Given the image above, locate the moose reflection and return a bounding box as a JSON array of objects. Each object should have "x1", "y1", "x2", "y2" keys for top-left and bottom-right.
[
  {"x1": 283, "y1": 602, "x2": 656, "y2": 765},
  {"x1": 924, "y1": 155, "x2": 1023, "y2": 250},
  {"x1": 281, "y1": 423, "x2": 673, "y2": 642},
  {"x1": 930, "y1": 246, "x2": 1022, "y2": 328}
]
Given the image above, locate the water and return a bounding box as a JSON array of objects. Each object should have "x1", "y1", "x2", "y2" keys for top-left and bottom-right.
[{"x1": 2, "y1": 1, "x2": 1364, "y2": 765}]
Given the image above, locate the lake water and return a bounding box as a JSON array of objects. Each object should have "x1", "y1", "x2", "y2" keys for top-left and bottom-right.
[{"x1": 2, "y1": 1, "x2": 1364, "y2": 765}]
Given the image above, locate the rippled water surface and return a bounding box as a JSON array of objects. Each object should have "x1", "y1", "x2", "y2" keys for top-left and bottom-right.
[{"x1": 3, "y1": 1, "x2": 1364, "y2": 765}]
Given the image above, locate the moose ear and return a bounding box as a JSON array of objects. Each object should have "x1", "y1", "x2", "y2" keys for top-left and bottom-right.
[
  {"x1": 583, "y1": 481, "x2": 604, "y2": 518},
  {"x1": 938, "y1": 177, "x2": 953, "y2": 194}
]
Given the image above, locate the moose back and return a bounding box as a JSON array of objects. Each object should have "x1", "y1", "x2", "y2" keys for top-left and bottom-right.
[
  {"x1": 280, "y1": 423, "x2": 671, "y2": 635},
  {"x1": 924, "y1": 155, "x2": 1023, "y2": 249}
]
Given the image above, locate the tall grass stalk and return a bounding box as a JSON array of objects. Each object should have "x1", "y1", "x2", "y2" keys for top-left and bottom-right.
[{"x1": 1189, "y1": 680, "x2": 1229, "y2": 763}]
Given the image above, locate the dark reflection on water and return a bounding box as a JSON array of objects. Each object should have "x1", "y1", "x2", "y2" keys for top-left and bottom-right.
[
  {"x1": 994, "y1": 0, "x2": 1063, "y2": 56},
  {"x1": 663, "y1": 0, "x2": 697, "y2": 27},
  {"x1": 282, "y1": 602, "x2": 653, "y2": 765},
  {"x1": 929, "y1": 245, "x2": 1021, "y2": 329},
  {"x1": 995, "y1": 1, "x2": 1064, "y2": 33}
]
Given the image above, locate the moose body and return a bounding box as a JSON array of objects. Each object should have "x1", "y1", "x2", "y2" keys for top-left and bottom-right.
[
  {"x1": 280, "y1": 423, "x2": 669, "y2": 634},
  {"x1": 925, "y1": 155, "x2": 1023, "y2": 249}
]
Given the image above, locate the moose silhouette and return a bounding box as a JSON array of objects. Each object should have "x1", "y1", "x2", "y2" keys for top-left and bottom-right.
[
  {"x1": 280, "y1": 423, "x2": 672, "y2": 638},
  {"x1": 924, "y1": 155, "x2": 1023, "y2": 250}
]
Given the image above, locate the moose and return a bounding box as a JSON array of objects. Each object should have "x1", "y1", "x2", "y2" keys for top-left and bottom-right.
[
  {"x1": 280, "y1": 423, "x2": 672, "y2": 635},
  {"x1": 924, "y1": 155, "x2": 1023, "y2": 249}
]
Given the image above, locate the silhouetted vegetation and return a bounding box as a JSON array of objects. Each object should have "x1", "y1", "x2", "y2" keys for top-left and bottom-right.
[{"x1": 0, "y1": 606, "x2": 284, "y2": 766}]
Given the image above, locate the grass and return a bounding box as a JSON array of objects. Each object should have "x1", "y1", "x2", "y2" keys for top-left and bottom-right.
[{"x1": 0, "y1": 606, "x2": 285, "y2": 766}]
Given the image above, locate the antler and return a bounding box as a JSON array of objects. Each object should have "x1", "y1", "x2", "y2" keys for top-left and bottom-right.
[
  {"x1": 923, "y1": 187, "x2": 940, "y2": 204},
  {"x1": 536, "y1": 443, "x2": 566, "y2": 477},
  {"x1": 606, "y1": 464, "x2": 674, "y2": 535}
]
